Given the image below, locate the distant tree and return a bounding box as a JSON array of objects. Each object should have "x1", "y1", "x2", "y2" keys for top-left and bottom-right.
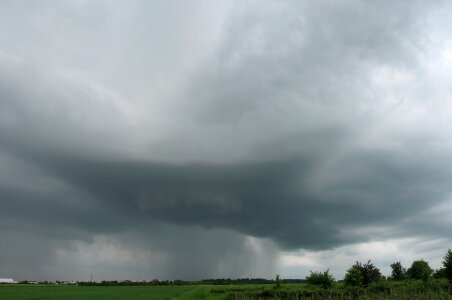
[
  {"x1": 433, "y1": 268, "x2": 446, "y2": 279},
  {"x1": 442, "y1": 249, "x2": 452, "y2": 283},
  {"x1": 344, "y1": 260, "x2": 381, "y2": 287},
  {"x1": 275, "y1": 274, "x2": 282, "y2": 289},
  {"x1": 390, "y1": 262, "x2": 407, "y2": 281},
  {"x1": 306, "y1": 270, "x2": 334, "y2": 288},
  {"x1": 407, "y1": 260, "x2": 433, "y2": 281}
]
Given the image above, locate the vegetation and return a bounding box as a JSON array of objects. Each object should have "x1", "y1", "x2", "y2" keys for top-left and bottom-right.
[
  {"x1": 275, "y1": 274, "x2": 282, "y2": 289},
  {"x1": 1, "y1": 250, "x2": 452, "y2": 299},
  {"x1": 216, "y1": 280, "x2": 452, "y2": 299},
  {"x1": 344, "y1": 260, "x2": 381, "y2": 287},
  {"x1": 390, "y1": 261, "x2": 407, "y2": 280},
  {"x1": 306, "y1": 269, "x2": 334, "y2": 288},
  {"x1": 1, "y1": 279, "x2": 452, "y2": 300},
  {"x1": 434, "y1": 267, "x2": 447, "y2": 279},
  {"x1": 344, "y1": 266, "x2": 364, "y2": 287},
  {"x1": 76, "y1": 277, "x2": 304, "y2": 286},
  {"x1": 0, "y1": 285, "x2": 218, "y2": 300},
  {"x1": 444, "y1": 249, "x2": 452, "y2": 283},
  {"x1": 407, "y1": 259, "x2": 433, "y2": 281}
]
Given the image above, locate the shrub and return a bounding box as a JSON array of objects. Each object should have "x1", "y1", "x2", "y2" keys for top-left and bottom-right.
[
  {"x1": 407, "y1": 259, "x2": 433, "y2": 281},
  {"x1": 344, "y1": 260, "x2": 381, "y2": 287},
  {"x1": 390, "y1": 261, "x2": 406, "y2": 280},
  {"x1": 306, "y1": 270, "x2": 334, "y2": 288},
  {"x1": 344, "y1": 266, "x2": 364, "y2": 286}
]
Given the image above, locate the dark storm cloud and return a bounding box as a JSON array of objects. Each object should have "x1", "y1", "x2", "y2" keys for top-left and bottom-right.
[
  {"x1": 1, "y1": 82, "x2": 450, "y2": 250},
  {"x1": 1, "y1": 0, "x2": 452, "y2": 280},
  {"x1": 3, "y1": 135, "x2": 451, "y2": 250}
]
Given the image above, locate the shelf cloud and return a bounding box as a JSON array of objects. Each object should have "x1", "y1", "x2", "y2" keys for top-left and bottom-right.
[{"x1": 1, "y1": 0, "x2": 452, "y2": 280}]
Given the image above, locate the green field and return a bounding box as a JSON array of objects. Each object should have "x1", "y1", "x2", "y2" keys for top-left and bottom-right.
[
  {"x1": 0, "y1": 285, "x2": 226, "y2": 300},
  {"x1": 1, "y1": 281, "x2": 452, "y2": 300}
]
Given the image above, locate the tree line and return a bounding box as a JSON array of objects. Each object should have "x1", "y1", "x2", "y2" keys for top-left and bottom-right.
[{"x1": 306, "y1": 249, "x2": 452, "y2": 288}]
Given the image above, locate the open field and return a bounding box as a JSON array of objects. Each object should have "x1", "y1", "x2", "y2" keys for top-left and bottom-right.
[
  {"x1": 0, "y1": 285, "x2": 226, "y2": 300},
  {"x1": 1, "y1": 281, "x2": 452, "y2": 300}
]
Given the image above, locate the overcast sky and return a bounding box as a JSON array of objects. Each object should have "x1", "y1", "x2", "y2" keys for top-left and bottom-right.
[{"x1": 1, "y1": 0, "x2": 452, "y2": 281}]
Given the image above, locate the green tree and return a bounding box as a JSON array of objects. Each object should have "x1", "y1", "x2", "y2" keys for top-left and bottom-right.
[
  {"x1": 344, "y1": 261, "x2": 381, "y2": 287},
  {"x1": 442, "y1": 249, "x2": 452, "y2": 283},
  {"x1": 390, "y1": 261, "x2": 406, "y2": 280},
  {"x1": 433, "y1": 268, "x2": 446, "y2": 279},
  {"x1": 344, "y1": 266, "x2": 364, "y2": 286},
  {"x1": 274, "y1": 274, "x2": 282, "y2": 289},
  {"x1": 407, "y1": 259, "x2": 432, "y2": 281},
  {"x1": 306, "y1": 270, "x2": 334, "y2": 288}
]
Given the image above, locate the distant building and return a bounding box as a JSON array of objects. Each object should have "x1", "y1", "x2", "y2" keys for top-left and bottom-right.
[{"x1": 0, "y1": 278, "x2": 15, "y2": 284}]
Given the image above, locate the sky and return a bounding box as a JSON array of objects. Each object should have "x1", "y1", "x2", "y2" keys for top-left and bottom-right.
[{"x1": 0, "y1": 0, "x2": 452, "y2": 281}]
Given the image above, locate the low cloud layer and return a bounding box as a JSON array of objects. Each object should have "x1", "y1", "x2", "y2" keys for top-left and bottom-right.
[{"x1": 1, "y1": 0, "x2": 452, "y2": 280}]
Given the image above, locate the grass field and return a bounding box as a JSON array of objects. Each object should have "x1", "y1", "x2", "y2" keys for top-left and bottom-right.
[
  {"x1": 1, "y1": 281, "x2": 452, "y2": 299},
  {"x1": 0, "y1": 285, "x2": 227, "y2": 300}
]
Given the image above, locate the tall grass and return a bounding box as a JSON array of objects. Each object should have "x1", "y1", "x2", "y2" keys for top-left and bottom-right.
[{"x1": 216, "y1": 279, "x2": 452, "y2": 300}]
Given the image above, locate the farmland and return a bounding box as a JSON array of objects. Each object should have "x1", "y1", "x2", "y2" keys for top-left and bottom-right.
[
  {"x1": 1, "y1": 281, "x2": 452, "y2": 300},
  {"x1": 0, "y1": 284, "x2": 226, "y2": 300}
]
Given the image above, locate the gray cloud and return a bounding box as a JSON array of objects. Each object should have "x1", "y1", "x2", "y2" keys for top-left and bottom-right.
[{"x1": 1, "y1": 0, "x2": 452, "y2": 280}]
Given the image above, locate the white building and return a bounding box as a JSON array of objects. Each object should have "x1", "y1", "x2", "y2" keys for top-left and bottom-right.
[{"x1": 0, "y1": 278, "x2": 15, "y2": 284}]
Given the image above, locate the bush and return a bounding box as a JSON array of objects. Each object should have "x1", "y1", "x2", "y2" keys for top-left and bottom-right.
[
  {"x1": 407, "y1": 259, "x2": 433, "y2": 281},
  {"x1": 344, "y1": 266, "x2": 364, "y2": 286},
  {"x1": 344, "y1": 260, "x2": 381, "y2": 287},
  {"x1": 390, "y1": 261, "x2": 407, "y2": 280},
  {"x1": 306, "y1": 270, "x2": 334, "y2": 288}
]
